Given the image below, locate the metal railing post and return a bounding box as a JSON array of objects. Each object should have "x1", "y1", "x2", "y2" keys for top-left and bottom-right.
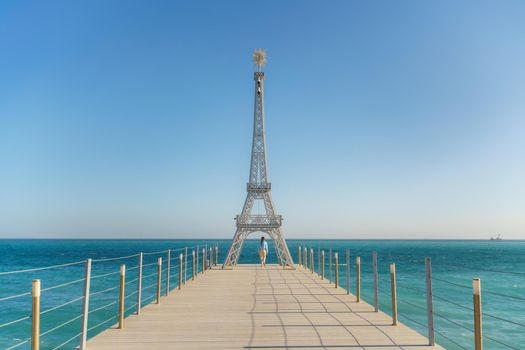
[
  {"x1": 178, "y1": 254, "x2": 183, "y2": 289},
  {"x1": 321, "y1": 250, "x2": 325, "y2": 280},
  {"x1": 307, "y1": 248, "x2": 310, "y2": 272},
  {"x1": 118, "y1": 264, "x2": 125, "y2": 329},
  {"x1": 473, "y1": 278, "x2": 483, "y2": 350},
  {"x1": 184, "y1": 247, "x2": 188, "y2": 284},
  {"x1": 303, "y1": 247, "x2": 307, "y2": 269},
  {"x1": 166, "y1": 249, "x2": 171, "y2": 295},
  {"x1": 356, "y1": 256, "x2": 361, "y2": 302},
  {"x1": 204, "y1": 245, "x2": 208, "y2": 270},
  {"x1": 156, "y1": 257, "x2": 162, "y2": 304},
  {"x1": 31, "y1": 279, "x2": 40, "y2": 350},
  {"x1": 373, "y1": 252, "x2": 378, "y2": 312},
  {"x1": 192, "y1": 250, "x2": 195, "y2": 280},
  {"x1": 334, "y1": 253, "x2": 339, "y2": 288},
  {"x1": 196, "y1": 245, "x2": 199, "y2": 274},
  {"x1": 298, "y1": 245, "x2": 301, "y2": 266},
  {"x1": 346, "y1": 249, "x2": 350, "y2": 294},
  {"x1": 137, "y1": 253, "x2": 143, "y2": 314},
  {"x1": 317, "y1": 246, "x2": 321, "y2": 275},
  {"x1": 215, "y1": 245, "x2": 219, "y2": 266},
  {"x1": 310, "y1": 248, "x2": 314, "y2": 273},
  {"x1": 329, "y1": 248, "x2": 332, "y2": 282},
  {"x1": 79, "y1": 258, "x2": 91, "y2": 349},
  {"x1": 390, "y1": 263, "x2": 397, "y2": 325},
  {"x1": 208, "y1": 247, "x2": 213, "y2": 269},
  {"x1": 202, "y1": 248, "x2": 205, "y2": 273},
  {"x1": 425, "y1": 258, "x2": 435, "y2": 346}
]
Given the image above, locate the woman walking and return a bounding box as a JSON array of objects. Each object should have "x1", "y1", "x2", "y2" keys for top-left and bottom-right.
[{"x1": 259, "y1": 236, "x2": 268, "y2": 267}]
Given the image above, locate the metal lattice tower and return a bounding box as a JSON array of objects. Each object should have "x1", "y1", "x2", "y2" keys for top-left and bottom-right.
[{"x1": 222, "y1": 49, "x2": 294, "y2": 268}]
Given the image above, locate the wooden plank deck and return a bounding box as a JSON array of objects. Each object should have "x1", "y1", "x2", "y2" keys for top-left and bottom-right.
[{"x1": 87, "y1": 264, "x2": 443, "y2": 349}]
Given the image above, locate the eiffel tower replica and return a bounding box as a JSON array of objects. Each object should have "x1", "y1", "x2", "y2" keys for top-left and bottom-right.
[{"x1": 223, "y1": 49, "x2": 294, "y2": 268}]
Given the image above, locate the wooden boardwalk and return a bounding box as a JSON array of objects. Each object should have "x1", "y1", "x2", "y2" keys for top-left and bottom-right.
[{"x1": 88, "y1": 264, "x2": 443, "y2": 349}]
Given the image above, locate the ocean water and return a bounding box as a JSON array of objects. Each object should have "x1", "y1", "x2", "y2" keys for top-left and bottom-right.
[{"x1": 0, "y1": 239, "x2": 524, "y2": 350}]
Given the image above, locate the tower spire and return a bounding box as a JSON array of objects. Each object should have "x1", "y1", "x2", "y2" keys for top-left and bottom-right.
[
  {"x1": 223, "y1": 50, "x2": 294, "y2": 268},
  {"x1": 253, "y1": 48, "x2": 267, "y2": 72}
]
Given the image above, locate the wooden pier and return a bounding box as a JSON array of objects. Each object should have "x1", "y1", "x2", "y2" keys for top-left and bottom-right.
[{"x1": 87, "y1": 264, "x2": 443, "y2": 350}]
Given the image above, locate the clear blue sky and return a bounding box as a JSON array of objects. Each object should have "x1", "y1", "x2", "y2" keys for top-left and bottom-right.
[{"x1": 1, "y1": 1, "x2": 524, "y2": 239}]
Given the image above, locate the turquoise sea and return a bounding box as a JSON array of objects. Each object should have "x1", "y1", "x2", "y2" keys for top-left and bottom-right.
[{"x1": 0, "y1": 239, "x2": 524, "y2": 350}]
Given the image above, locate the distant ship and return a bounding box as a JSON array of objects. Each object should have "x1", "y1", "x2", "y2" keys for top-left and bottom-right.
[{"x1": 490, "y1": 234, "x2": 502, "y2": 241}]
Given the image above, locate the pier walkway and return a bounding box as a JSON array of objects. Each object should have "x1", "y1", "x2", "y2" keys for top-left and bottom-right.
[{"x1": 87, "y1": 264, "x2": 442, "y2": 350}]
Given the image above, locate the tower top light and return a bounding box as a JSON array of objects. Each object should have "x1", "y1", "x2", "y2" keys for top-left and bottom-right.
[{"x1": 253, "y1": 49, "x2": 267, "y2": 71}]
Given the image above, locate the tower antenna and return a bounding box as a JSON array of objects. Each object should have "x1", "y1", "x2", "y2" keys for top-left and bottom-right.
[{"x1": 253, "y1": 48, "x2": 267, "y2": 72}]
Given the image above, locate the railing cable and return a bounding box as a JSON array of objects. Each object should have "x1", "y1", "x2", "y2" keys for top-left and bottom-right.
[
  {"x1": 91, "y1": 270, "x2": 120, "y2": 280},
  {"x1": 142, "y1": 250, "x2": 168, "y2": 256},
  {"x1": 169, "y1": 246, "x2": 195, "y2": 253},
  {"x1": 87, "y1": 315, "x2": 116, "y2": 332},
  {"x1": 397, "y1": 312, "x2": 427, "y2": 328},
  {"x1": 124, "y1": 302, "x2": 138, "y2": 313},
  {"x1": 141, "y1": 261, "x2": 160, "y2": 268},
  {"x1": 484, "y1": 334, "x2": 520, "y2": 350},
  {"x1": 124, "y1": 289, "x2": 139, "y2": 299},
  {"x1": 433, "y1": 293, "x2": 473, "y2": 311},
  {"x1": 483, "y1": 289, "x2": 525, "y2": 302},
  {"x1": 398, "y1": 298, "x2": 426, "y2": 311},
  {"x1": 141, "y1": 293, "x2": 156, "y2": 303},
  {"x1": 141, "y1": 271, "x2": 157, "y2": 280},
  {"x1": 141, "y1": 282, "x2": 157, "y2": 292},
  {"x1": 433, "y1": 329, "x2": 469, "y2": 350},
  {"x1": 88, "y1": 300, "x2": 117, "y2": 314},
  {"x1": 438, "y1": 263, "x2": 525, "y2": 276},
  {"x1": 92, "y1": 253, "x2": 140, "y2": 262},
  {"x1": 90, "y1": 285, "x2": 118, "y2": 297},
  {"x1": 125, "y1": 277, "x2": 139, "y2": 286},
  {"x1": 41, "y1": 277, "x2": 85, "y2": 292},
  {"x1": 41, "y1": 314, "x2": 83, "y2": 337},
  {"x1": 41, "y1": 296, "x2": 84, "y2": 315},
  {"x1": 397, "y1": 284, "x2": 426, "y2": 294},
  {"x1": 433, "y1": 311, "x2": 473, "y2": 333},
  {"x1": 5, "y1": 337, "x2": 31, "y2": 350},
  {"x1": 433, "y1": 277, "x2": 470, "y2": 289},
  {"x1": 435, "y1": 277, "x2": 525, "y2": 302},
  {"x1": 0, "y1": 260, "x2": 85, "y2": 275},
  {"x1": 51, "y1": 332, "x2": 82, "y2": 350},
  {"x1": 484, "y1": 311, "x2": 525, "y2": 329},
  {"x1": 0, "y1": 291, "x2": 31, "y2": 302},
  {"x1": 0, "y1": 315, "x2": 30, "y2": 329}
]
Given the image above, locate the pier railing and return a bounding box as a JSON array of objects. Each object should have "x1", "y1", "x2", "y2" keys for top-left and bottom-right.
[
  {"x1": 2, "y1": 241, "x2": 523, "y2": 350},
  {"x1": 297, "y1": 243, "x2": 524, "y2": 350},
  {"x1": 0, "y1": 242, "x2": 220, "y2": 350}
]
